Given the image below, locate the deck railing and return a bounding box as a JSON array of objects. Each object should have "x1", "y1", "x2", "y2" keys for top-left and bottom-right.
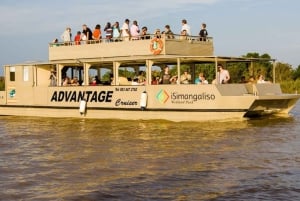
[{"x1": 49, "y1": 34, "x2": 213, "y2": 47}]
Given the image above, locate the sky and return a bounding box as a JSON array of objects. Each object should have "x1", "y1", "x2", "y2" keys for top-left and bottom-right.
[{"x1": 0, "y1": 0, "x2": 300, "y2": 75}]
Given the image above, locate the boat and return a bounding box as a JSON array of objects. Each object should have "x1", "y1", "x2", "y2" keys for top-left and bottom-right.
[{"x1": 0, "y1": 33, "x2": 299, "y2": 121}]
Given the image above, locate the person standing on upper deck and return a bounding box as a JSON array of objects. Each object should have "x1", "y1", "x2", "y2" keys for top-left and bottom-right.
[
  {"x1": 130, "y1": 20, "x2": 140, "y2": 40},
  {"x1": 104, "y1": 22, "x2": 113, "y2": 41},
  {"x1": 82, "y1": 24, "x2": 93, "y2": 42},
  {"x1": 61, "y1": 27, "x2": 72, "y2": 44},
  {"x1": 217, "y1": 64, "x2": 230, "y2": 84},
  {"x1": 121, "y1": 19, "x2": 131, "y2": 41},
  {"x1": 164, "y1": 25, "x2": 175, "y2": 39},
  {"x1": 199, "y1": 23, "x2": 208, "y2": 41},
  {"x1": 181, "y1": 19, "x2": 191, "y2": 36},
  {"x1": 112, "y1": 21, "x2": 121, "y2": 41},
  {"x1": 92, "y1": 24, "x2": 102, "y2": 42}
]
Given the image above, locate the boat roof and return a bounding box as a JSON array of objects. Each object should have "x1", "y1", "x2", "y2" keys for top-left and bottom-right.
[{"x1": 4, "y1": 55, "x2": 275, "y2": 67}]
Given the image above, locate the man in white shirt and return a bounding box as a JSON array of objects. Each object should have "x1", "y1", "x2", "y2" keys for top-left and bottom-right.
[
  {"x1": 181, "y1": 19, "x2": 191, "y2": 36},
  {"x1": 121, "y1": 19, "x2": 130, "y2": 41}
]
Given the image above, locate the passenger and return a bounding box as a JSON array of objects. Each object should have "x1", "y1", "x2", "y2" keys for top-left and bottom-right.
[
  {"x1": 104, "y1": 22, "x2": 113, "y2": 41},
  {"x1": 92, "y1": 24, "x2": 102, "y2": 42},
  {"x1": 62, "y1": 77, "x2": 70, "y2": 86},
  {"x1": 151, "y1": 76, "x2": 160, "y2": 85},
  {"x1": 199, "y1": 23, "x2": 208, "y2": 41},
  {"x1": 82, "y1": 24, "x2": 93, "y2": 42},
  {"x1": 181, "y1": 19, "x2": 191, "y2": 36},
  {"x1": 94, "y1": 75, "x2": 101, "y2": 84},
  {"x1": 112, "y1": 21, "x2": 121, "y2": 41},
  {"x1": 70, "y1": 77, "x2": 79, "y2": 86},
  {"x1": 74, "y1": 31, "x2": 81, "y2": 45},
  {"x1": 52, "y1": 38, "x2": 59, "y2": 47},
  {"x1": 140, "y1": 26, "x2": 150, "y2": 40},
  {"x1": 154, "y1": 29, "x2": 161, "y2": 38},
  {"x1": 61, "y1": 27, "x2": 72, "y2": 45},
  {"x1": 81, "y1": 32, "x2": 87, "y2": 44},
  {"x1": 49, "y1": 70, "x2": 57, "y2": 86},
  {"x1": 90, "y1": 78, "x2": 97, "y2": 86},
  {"x1": 201, "y1": 75, "x2": 209, "y2": 84},
  {"x1": 170, "y1": 75, "x2": 178, "y2": 84},
  {"x1": 130, "y1": 20, "x2": 140, "y2": 40},
  {"x1": 160, "y1": 66, "x2": 172, "y2": 84},
  {"x1": 239, "y1": 76, "x2": 247, "y2": 83},
  {"x1": 180, "y1": 30, "x2": 187, "y2": 40},
  {"x1": 218, "y1": 64, "x2": 230, "y2": 84},
  {"x1": 180, "y1": 70, "x2": 191, "y2": 84},
  {"x1": 137, "y1": 71, "x2": 146, "y2": 84},
  {"x1": 121, "y1": 19, "x2": 131, "y2": 41},
  {"x1": 248, "y1": 76, "x2": 256, "y2": 84},
  {"x1": 257, "y1": 74, "x2": 270, "y2": 83},
  {"x1": 195, "y1": 72, "x2": 208, "y2": 84},
  {"x1": 164, "y1": 25, "x2": 175, "y2": 39},
  {"x1": 132, "y1": 77, "x2": 139, "y2": 85}
]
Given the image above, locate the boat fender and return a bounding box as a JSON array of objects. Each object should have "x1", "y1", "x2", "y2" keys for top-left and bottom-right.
[
  {"x1": 79, "y1": 99, "x2": 87, "y2": 115},
  {"x1": 150, "y1": 38, "x2": 163, "y2": 55},
  {"x1": 140, "y1": 91, "x2": 147, "y2": 110}
]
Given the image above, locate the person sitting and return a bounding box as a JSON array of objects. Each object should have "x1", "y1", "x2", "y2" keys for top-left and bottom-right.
[
  {"x1": 257, "y1": 74, "x2": 270, "y2": 84},
  {"x1": 180, "y1": 70, "x2": 191, "y2": 84},
  {"x1": 180, "y1": 30, "x2": 187, "y2": 40},
  {"x1": 94, "y1": 76, "x2": 101, "y2": 84},
  {"x1": 170, "y1": 75, "x2": 178, "y2": 84},
  {"x1": 248, "y1": 76, "x2": 255, "y2": 84},
  {"x1": 70, "y1": 77, "x2": 80, "y2": 86},
  {"x1": 151, "y1": 76, "x2": 160, "y2": 85},
  {"x1": 195, "y1": 73, "x2": 208, "y2": 84},
  {"x1": 164, "y1": 25, "x2": 175, "y2": 39},
  {"x1": 62, "y1": 77, "x2": 70, "y2": 86}
]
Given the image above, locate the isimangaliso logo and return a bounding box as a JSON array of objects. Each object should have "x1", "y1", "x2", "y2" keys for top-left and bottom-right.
[
  {"x1": 9, "y1": 89, "x2": 16, "y2": 98},
  {"x1": 156, "y1": 89, "x2": 169, "y2": 104}
]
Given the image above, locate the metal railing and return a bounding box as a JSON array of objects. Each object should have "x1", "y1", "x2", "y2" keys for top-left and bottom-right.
[{"x1": 49, "y1": 34, "x2": 213, "y2": 47}]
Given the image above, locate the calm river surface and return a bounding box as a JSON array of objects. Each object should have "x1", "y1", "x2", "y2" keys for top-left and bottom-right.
[{"x1": 1, "y1": 104, "x2": 300, "y2": 201}]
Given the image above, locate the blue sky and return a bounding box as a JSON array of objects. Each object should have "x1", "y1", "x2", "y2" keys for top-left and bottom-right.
[{"x1": 1, "y1": 0, "x2": 300, "y2": 75}]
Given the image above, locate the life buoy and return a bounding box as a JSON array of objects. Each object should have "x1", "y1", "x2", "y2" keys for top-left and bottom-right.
[{"x1": 150, "y1": 38, "x2": 163, "y2": 55}]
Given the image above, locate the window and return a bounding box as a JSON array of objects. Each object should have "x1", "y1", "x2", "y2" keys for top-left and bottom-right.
[
  {"x1": 9, "y1": 67, "x2": 15, "y2": 81},
  {"x1": 23, "y1": 66, "x2": 29, "y2": 81}
]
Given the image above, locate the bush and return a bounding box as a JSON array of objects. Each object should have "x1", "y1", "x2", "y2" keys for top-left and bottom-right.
[{"x1": 280, "y1": 79, "x2": 300, "y2": 94}]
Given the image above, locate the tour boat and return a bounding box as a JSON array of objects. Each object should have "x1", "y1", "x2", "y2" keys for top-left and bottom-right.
[{"x1": 0, "y1": 34, "x2": 299, "y2": 121}]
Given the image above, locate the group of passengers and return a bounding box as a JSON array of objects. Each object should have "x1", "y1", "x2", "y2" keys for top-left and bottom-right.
[{"x1": 57, "y1": 19, "x2": 208, "y2": 44}]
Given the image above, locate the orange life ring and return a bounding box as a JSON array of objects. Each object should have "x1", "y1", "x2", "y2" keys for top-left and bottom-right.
[{"x1": 150, "y1": 38, "x2": 163, "y2": 55}]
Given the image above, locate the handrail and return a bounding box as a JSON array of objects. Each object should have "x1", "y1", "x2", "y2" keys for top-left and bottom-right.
[{"x1": 49, "y1": 34, "x2": 213, "y2": 47}]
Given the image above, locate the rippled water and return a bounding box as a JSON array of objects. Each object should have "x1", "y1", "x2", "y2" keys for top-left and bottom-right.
[{"x1": 1, "y1": 104, "x2": 300, "y2": 201}]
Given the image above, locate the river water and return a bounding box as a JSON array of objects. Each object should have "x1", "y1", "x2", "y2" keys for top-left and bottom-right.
[{"x1": 0, "y1": 104, "x2": 300, "y2": 201}]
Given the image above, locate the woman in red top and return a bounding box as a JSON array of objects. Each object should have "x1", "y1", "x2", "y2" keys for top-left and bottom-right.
[{"x1": 93, "y1": 24, "x2": 101, "y2": 42}]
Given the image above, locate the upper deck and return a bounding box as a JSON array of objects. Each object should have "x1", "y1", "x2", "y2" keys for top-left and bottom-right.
[{"x1": 48, "y1": 35, "x2": 214, "y2": 62}]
